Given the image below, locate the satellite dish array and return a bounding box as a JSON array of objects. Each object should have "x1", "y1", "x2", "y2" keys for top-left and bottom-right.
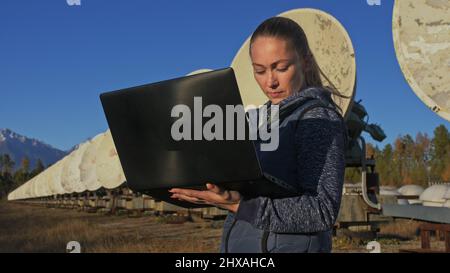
[
  {"x1": 7, "y1": 130, "x2": 126, "y2": 201},
  {"x1": 380, "y1": 184, "x2": 450, "y2": 208}
]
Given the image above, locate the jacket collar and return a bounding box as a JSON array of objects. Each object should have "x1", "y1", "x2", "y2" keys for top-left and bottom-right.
[{"x1": 265, "y1": 86, "x2": 334, "y2": 110}]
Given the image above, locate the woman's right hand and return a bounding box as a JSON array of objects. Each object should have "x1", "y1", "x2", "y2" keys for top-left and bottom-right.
[{"x1": 169, "y1": 183, "x2": 242, "y2": 213}]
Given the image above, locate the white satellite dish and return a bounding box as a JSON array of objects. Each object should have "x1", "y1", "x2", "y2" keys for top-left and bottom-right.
[
  {"x1": 186, "y1": 69, "x2": 213, "y2": 76},
  {"x1": 35, "y1": 174, "x2": 44, "y2": 198},
  {"x1": 393, "y1": 0, "x2": 450, "y2": 121},
  {"x1": 43, "y1": 166, "x2": 56, "y2": 197},
  {"x1": 20, "y1": 185, "x2": 26, "y2": 199},
  {"x1": 95, "y1": 129, "x2": 126, "y2": 189},
  {"x1": 22, "y1": 183, "x2": 29, "y2": 199},
  {"x1": 60, "y1": 142, "x2": 90, "y2": 193},
  {"x1": 15, "y1": 187, "x2": 19, "y2": 200},
  {"x1": 44, "y1": 164, "x2": 57, "y2": 196},
  {"x1": 21, "y1": 180, "x2": 29, "y2": 199},
  {"x1": 398, "y1": 184, "x2": 424, "y2": 205},
  {"x1": 22, "y1": 181, "x2": 30, "y2": 199},
  {"x1": 80, "y1": 132, "x2": 106, "y2": 191},
  {"x1": 11, "y1": 188, "x2": 18, "y2": 200},
  {"x1": 398, "y1": 184, "x2": 424, "y2": 196},
  {"x1": 46, "y1": 159, "x2": 66, "y2": 196},
  {"x1": 444, "y1": 188, "x2": 450, "y2": 208},
  {"x1": 31, "y1": 177, "x2": 40, "y2": 198},
  {"x1": 231, "y1": 8, "x2": 356, "y2": 117},
  {"x1": 27, "y1": 177, "x2": 35, "y2": 198},
  {"x1": 19, "y1": 185, "x2": 26, "y2": 199},
  {"x1": 18, "y1": 186, "x2": 25, "y2": 200},
  {"x1": 72, "y1": 142, "x2": 90, "y2": 193},
  {"x1": 60, "y1": 154, "x2": 76, "y2": 193},
  {"x1": 19, "y1": 168, "x2": 45, "y2": 199},
  {"x1": 17, "y1": 184, "x2": 25, "y2": 200},
  {"x1": 25, "y1": 177, "x2": 33, "y2": 198},
  {"x1": 445, "y1": 187, "x2": 450, "y2": 200},
  {"x1": 420, "y1": 184, "x2": 450, "y2": 207},
  {"x1": 35, "y1": 171, "x2": 51, "y2": 197}
]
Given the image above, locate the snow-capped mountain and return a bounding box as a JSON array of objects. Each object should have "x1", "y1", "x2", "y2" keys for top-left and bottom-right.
[{"x1": 0, "y1": 128, "x2": 67, "y2": 171}]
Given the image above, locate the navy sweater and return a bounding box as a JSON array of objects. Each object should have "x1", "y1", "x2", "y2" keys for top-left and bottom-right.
[{"x1": 233, "y1": 87, "x2": 347, "y2": 234}]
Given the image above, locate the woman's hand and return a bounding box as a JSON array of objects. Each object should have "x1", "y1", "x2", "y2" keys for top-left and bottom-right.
[{"x1": 169, "y1": 183, "x2": 241, "y2": 213}]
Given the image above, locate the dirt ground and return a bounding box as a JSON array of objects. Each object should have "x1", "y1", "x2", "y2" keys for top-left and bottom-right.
[{"x1": 0, "y1": 201, "x2": 446, "y2": 253}]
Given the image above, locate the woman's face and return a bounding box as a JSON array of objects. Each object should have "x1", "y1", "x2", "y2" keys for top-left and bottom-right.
[{"x1": 250, "y1": 36, "x2": 304, "y2": 105}]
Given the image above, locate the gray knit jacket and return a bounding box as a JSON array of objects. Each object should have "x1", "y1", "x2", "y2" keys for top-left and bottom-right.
[{"x1": 233, "y1": 87, "x2": 347, "y2": 234}]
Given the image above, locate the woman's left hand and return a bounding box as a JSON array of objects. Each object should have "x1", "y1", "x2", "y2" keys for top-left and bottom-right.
[{"x1": 169, "y1": 183, "x2": 241, "y2": 213}]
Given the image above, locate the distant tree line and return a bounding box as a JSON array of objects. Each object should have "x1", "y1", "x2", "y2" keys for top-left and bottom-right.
[
  {"x1": 0, "y1": 155, "x2": 45, "y2": 199},
  {"x1": 345, "y1": 124, "x2": 450, "y2": 187}
]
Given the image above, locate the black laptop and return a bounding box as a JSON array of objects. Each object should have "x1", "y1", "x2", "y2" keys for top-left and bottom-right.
[{"x1": 100, "y1": 68, "x2": 298, "y2": 208}]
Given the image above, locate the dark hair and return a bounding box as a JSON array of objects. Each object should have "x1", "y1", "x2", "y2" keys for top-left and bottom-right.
[{"x1": 249, "y1": 17, "x2": 347, "y2": 111}]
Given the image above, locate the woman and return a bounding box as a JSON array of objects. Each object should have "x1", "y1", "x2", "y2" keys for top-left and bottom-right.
[{"x1": 169, "y1": 17, "x2": 347, "y2": 253}]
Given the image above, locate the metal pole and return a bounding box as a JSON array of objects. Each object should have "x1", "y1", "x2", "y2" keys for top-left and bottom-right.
[{"x1": 359, "y1": 136, "x2": 381, "y2": 210}]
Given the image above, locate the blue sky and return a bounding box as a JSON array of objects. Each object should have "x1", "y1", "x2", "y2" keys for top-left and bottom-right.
[{"x1": 0, "y1": 0, "x2": 448, "y2": 151}]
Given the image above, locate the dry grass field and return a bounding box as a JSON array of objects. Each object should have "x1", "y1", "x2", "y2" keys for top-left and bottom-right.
[
  {"x1": 0, "y1": 201, "x2": 446, "y2": 253},
  {"x1": 0, "y1": 201, "x2": 223, "y2": 253}
]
